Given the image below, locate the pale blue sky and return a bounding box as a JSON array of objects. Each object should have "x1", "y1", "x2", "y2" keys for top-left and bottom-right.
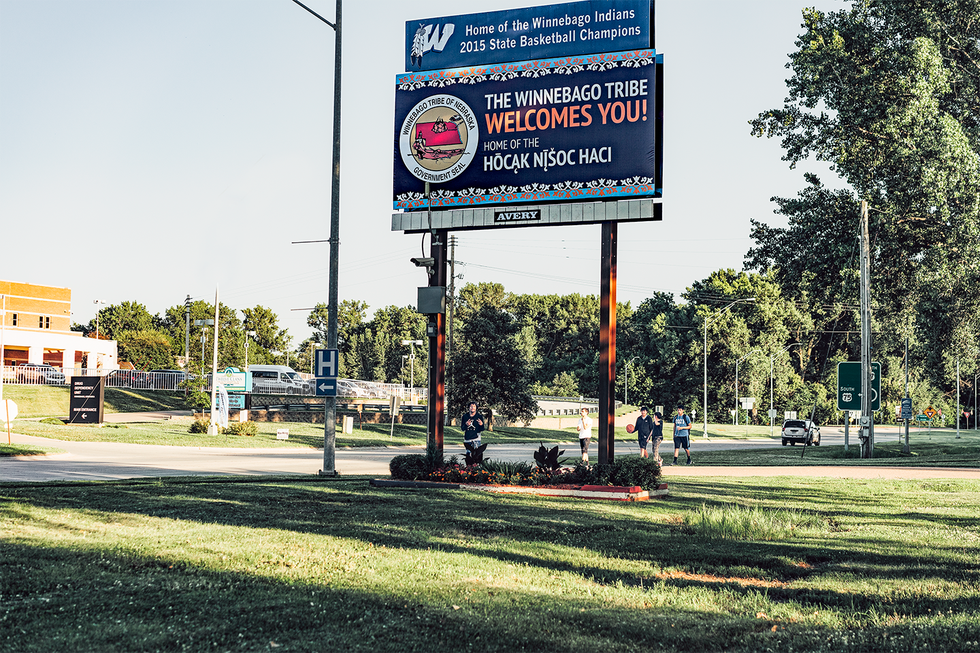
[{"x1": 0, "y1": 0, "x2": 845, "y2": 344}]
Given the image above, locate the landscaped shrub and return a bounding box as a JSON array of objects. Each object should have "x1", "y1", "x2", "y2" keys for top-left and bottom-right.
[
  {"x1": 391, "y1": 449, "x2": 661, "y2": 491},
  {"x1": 585, "y1": 456, "x2": 662, "y2": 489},
  {"x1": 389, "y1": 454, "x2": 431, "y2": 480},
  {"x1": 189, "y1": 419, "x2": 218, "y2": 434},
  {"x1": 225, "y1": 421, "x2": 257, "y2": 436}
]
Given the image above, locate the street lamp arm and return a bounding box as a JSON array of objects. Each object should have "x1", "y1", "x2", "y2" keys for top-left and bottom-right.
[{"x1": 291, "y1": 0, "x2": 336, "y2": 28}]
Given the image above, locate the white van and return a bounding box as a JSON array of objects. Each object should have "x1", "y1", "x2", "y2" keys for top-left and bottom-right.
[{"x1": 249, "y1": 365, "x2": 310, "y2": 395}]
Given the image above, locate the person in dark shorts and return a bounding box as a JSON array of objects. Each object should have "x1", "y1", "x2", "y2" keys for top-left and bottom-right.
[
  {"x1": 460, "y1": 402, "x2": 485, "y2": 454},
  {"x1": 633, "y1": 406, "x2": 655, "y2": 458},
  {"x1": 651, "y1": 410, "x2": 665, "y2": 465},
  {"x1": 672, "y1": 406, "x2": 693, "y2": 465},
  {"x1": 576, "y1": 407, "x2": 593, "y2": 462}
]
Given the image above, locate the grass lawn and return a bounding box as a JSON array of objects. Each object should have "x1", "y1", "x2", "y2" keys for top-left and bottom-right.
[
  {"x1": 2, "y1": 475, "x2": 979, "y2": 652},
  {"x1": 2, "y1": 385, "x2": 189, "y2": 417},
  {"x1": 9, "y1": 419, "x2": 584, "y2": 449},
  {"x1": 692, "y1": 432, "x2": 980, "y2": 468},
  {"x1": 0, "y1": 442, "x2": 66, "y2": 457}
]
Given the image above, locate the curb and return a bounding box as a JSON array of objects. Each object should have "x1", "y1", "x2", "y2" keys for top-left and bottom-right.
[{"x1": 370, "y1": 479, "x2": 668, "y2": 501}]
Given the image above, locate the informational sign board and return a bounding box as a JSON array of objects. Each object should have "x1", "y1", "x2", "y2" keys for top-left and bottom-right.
[
  {"x1": 69, "y1": 376, "x2": 105, "y2": 424},
  {"x1": 227, "y1": 393, "x2": 247, "y2": 410},
  {"x1": 216, "y1": 368, "x2": 250, "y2": 393},
  {"x1": 837, "y1": 362, "x2": 881, "y2": 411},
  {"x1": 900, "y1": 397, "x2": 913, "y2": 420},
  {"x1": 405, "y1": 1, "x2": 653, "y2": 71},
  {"x1": 393, "y1": 48, "x2": 662, "y2": 210}
]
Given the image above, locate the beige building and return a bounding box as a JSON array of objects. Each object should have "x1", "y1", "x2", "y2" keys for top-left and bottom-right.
[{"x1": 0, "y1": 280, "x2": 117, "y2": 372}]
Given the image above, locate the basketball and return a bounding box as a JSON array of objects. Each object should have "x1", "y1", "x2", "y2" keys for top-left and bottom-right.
[{"x1": 626, "y1": 423, "x2": 635, "y2": 434}]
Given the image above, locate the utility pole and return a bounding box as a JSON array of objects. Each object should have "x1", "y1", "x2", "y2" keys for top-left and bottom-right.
[
  {"x1": 445, "y1": 235, "x2": 458, "y2": 425},
  {"x1": 859, "y1": 200, "x2": 874, "y2": 458},
  {"x1": 184, "y1": 295, "x2": 191, "y2": 370},
  {"x1": 290, "y1": 0, "x2": 342, "y2": 476},
  {"x1": 903, "y1": 336, "x2": 910, "y2": 453}
]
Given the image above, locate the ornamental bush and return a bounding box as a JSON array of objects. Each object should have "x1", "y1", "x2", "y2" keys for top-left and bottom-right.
[
  {"x1": 389, "y1": 454, "x2": 431, "y2": 480},
  {"x1": 584, "y1": 456, "x2": 662, "y2": 489},
  {"x1": 225, "y1": 421, "x2": 258, "y2": 436}
]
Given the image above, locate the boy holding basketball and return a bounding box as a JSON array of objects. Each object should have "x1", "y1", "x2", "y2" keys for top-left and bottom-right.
[{"x1": 631, "y1": 406, "x2": 655, "y2": 458}]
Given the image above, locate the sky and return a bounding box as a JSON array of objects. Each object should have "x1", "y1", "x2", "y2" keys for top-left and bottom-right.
[{"x1": 0, "y1": 0, "x2": 847, "y2": 346}]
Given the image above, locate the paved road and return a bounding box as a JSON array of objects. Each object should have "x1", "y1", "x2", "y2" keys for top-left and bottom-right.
[{"x1": 2, "y1": 416, "x2": 977, "y2": 483}]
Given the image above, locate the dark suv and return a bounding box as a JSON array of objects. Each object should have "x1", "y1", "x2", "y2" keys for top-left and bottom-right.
[{"x1": 781, "y1": 419, "x2": 820, "y2": 446}]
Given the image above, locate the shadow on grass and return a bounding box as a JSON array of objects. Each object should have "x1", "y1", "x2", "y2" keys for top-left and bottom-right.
[{"x1": 4, "y1": 476, "x2": 980, "y2": 625}]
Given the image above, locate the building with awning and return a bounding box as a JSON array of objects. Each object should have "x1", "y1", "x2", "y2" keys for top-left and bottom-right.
[{"x1": 1, "y1": 280, "x2": 117, "y2": 373}]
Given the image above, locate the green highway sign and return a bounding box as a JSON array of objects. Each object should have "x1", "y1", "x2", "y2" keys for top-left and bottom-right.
[{"x1": 837, "y1": 362, "x2": 881, "y2": 411}]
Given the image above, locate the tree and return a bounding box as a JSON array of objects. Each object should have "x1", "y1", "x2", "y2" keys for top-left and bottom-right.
[
  {"x1": 117, "y1": 330, "x2": 175, "y2": 370},
  {"x1": 85, "y1": 301, "x2": 157, "y2": 340},
  {"x1": 750, "y1": 1, "x2": 980, "y2": 394},
  {"x1": 242, "y1": 305, "x2": 290, "y2": 366},
  {"x1": 308, "y1": 300, "x2": 369, "y2": 378},
  {"x1": 449, "y1": 304, "x2": 537, "y2": 426}
]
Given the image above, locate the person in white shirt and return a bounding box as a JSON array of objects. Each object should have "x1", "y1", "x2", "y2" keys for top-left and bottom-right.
[{"x1": 576, "y1": 407, "x2": 593, "y2": 462}]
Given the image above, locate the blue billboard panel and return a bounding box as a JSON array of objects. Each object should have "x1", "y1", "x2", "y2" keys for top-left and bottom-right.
[
  {"x1": 406, "y1": 1, "x2": 653, "y2": 71},
  {"x1": 393, "y1": 50, "x2": 661, "y2": 210}
]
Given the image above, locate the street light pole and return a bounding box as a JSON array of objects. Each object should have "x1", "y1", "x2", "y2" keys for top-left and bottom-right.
[
  {"x1": 401, "y1": 339, "x2": 423, "y2": 401},
  {"x1": 703, "y1": 298, "x2": 754, "y2": 439},
  {"x1": 290, "y1": 0, "x2": 342, "y2": 476}
]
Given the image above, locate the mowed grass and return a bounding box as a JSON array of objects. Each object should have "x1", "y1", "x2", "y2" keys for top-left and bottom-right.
[
  {"x1": 2, "y1": 475, "x2": 980, "y2": 652},
  {"x1": 8, "y1": 419, "x2": 582, "y2": 449},
  {"x1": 692, "y1": 433, "x2": 980, "y2": 468},
  {"x1": 2, "y1": 385, "x2": 189, "y2": 417}
]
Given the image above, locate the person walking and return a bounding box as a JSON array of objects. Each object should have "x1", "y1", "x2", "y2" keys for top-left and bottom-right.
[
  {"x1": 633, "y1": 406, "x2": 655, "y2": 458},
  {"x1": 576, "y1": 407, "x2": 593, "y2": 462},
  {"x1": 672, "y1": 406, "x2": 693, "y2": 465},
  {"x1": 651, "y1": 409, "x2": 665, "y2": 465},
  {"x1": 460, "y1": 402, "x2": 485, "y2": 454}
]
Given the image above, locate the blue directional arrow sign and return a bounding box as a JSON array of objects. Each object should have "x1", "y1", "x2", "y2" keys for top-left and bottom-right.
[{"x1": 315, "y1": 378, "x2": 338, "y2": 397}]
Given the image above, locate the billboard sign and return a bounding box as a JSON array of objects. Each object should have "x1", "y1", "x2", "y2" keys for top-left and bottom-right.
[
  {"x1": 393, "y1": 49, "x2": 661, "y2": 210},
  {"x1": 406, "y1": 1, "x2": 652, "y2": 71}
]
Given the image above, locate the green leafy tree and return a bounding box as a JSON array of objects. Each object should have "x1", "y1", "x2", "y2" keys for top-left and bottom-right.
[
  {"x1": 86, "y1": 301, "x2": 157, "y2": 340},
  {"x1": 449, "y1": 304, "x2": 537, "y2": 426},
  {"x1": 117, "y1": 330, "x2": 175, "y2": 370},
  {"x1": 307, "y1": 300, "x2": 369, "y2": 378},
  {"x1": 749, "y1": 1, "x2": 980, "y2": 395},
  {"x1": 242, "y1": 305, "x2": 290, "y2": 366}
]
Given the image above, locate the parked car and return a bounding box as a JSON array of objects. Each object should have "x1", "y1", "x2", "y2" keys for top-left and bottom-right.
[
  {"x1": 337, "y1": 379, "x2": 369, "y2": 398},
  {"x1": 15, "y1": 363, "x2": 66, "y2": 385},
  {"x1": 781, "y1": 419, "x2": 820, "y2": 446},
  {"x1": 249, "y1": 365, "x2": 310, "y2": 395},
  {"x1": 106, "y1": 369, "x2": 153, "y2": 389}
]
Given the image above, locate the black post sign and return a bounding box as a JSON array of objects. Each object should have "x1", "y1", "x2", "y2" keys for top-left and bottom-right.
[{"x1": 69, "y1": 376, "x2": 105, "y2": 424}]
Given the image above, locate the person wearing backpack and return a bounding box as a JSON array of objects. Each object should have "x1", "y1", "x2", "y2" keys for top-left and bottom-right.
[{"x1": 672, "y1": 406, "x2": 693, "y2": 465}]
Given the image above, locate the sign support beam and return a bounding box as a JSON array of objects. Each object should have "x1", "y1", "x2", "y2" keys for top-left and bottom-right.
[
  {"x1": 427, "y1": 230, "x2": 448, "y2": 457},
  {"x1": 598, "y1": 221, "x2": 618, "y2": 464}
]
